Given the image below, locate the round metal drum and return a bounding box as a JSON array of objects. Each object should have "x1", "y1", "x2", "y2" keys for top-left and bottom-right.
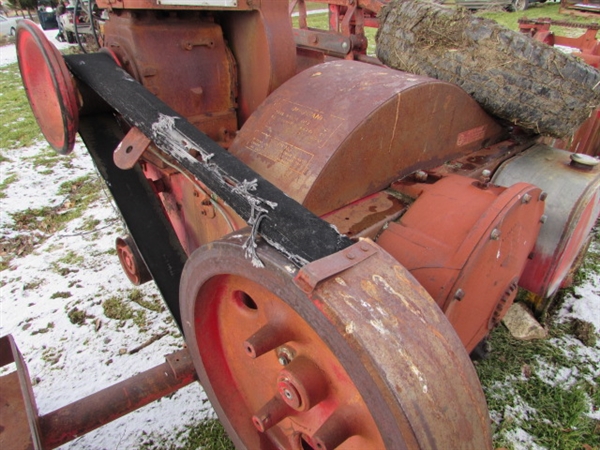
[
  {"x1": 492, "y1": 144, "x2": 600, "y2": 305},
  {"x1": 229, "y1": 60, "x2": 505, "y2": 216}
]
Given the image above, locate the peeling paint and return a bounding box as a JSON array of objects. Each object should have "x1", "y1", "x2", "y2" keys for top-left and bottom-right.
[
  {"x1": 345, "y1": 321, "x2": 355, "y2": 334},
  {"x1": 376, "y1": 305, "x2": 390, "y2": 319},
  {"x1": 265, "y1": 238, "x2": 309, "y2": 268},
  {"x1": 373, "y1": 274, "x2": 427, "y2": 324},
  {"x1": 335, "y1": 277, "x2": 347, "y2": 286},
  {"x1": 361, "y1": 279, "x2": 379, "y2": 299},
  {"x1": 339, "y1": 292, "x2": 361, "y2": 314},
  {"x1": 370, "y1": 319, "x2": 389, "y2": 335},
  {"x1": 390, "y1": 345, "x2": 432, "y2": 399},
  {"x1": 151, "y1": 113, "x2": 213, "y2": 164},
  {"x1": 329, "y1": 223, "x2": 341, "y2": 234}
]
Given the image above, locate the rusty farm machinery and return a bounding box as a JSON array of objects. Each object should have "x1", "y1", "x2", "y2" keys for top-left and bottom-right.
[{"x1": 1, "y1": 0, "x2": 599, "y2": 448}]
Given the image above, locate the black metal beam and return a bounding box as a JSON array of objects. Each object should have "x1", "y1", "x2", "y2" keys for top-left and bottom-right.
[
  {"x1": 78, "y1": 114, "x2": 188, "y2": 328},
  {"x1": 65, "y1": 53, "x2": 353, "y2": 267}
]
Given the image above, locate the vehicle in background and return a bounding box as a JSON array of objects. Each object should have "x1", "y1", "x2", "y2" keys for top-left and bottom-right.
[
  {"x1": 37, "y1": 0, "x2": 58, "y2": 30},
  {"x1": 0, "y1": 13, "x2": 19, "y2": 36}
]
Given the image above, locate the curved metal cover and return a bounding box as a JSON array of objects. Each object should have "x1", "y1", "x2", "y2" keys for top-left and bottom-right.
[
  {"x1": 377, "y1": 175, "x2": 544, "y2": 352},
  {"x1": 493, "y1": 144, "x2": 600, "y2": 299},
  {"x1": 229, "y1": 60, "x2": 505, "y2": 216}
]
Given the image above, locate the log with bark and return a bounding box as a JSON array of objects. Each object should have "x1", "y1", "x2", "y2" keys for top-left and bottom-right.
[{"x1": 376, "y1": 0, "x2": 600, "y2": 138}]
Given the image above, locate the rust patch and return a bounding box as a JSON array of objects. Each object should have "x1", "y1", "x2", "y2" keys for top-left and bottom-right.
[{"x1": 457, "y1": 125, "x2": 486, "y2": 147}]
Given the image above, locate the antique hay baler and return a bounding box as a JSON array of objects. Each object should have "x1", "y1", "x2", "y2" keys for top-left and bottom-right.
[{"x1": 2, "y1": 0, "x2": 599, "y2": 448}]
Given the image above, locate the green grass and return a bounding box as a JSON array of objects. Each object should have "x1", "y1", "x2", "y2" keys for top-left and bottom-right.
[
  {"x1": 8, "y1": 174, "x2": 102, "y2": 236},
  {"x1": 177, "y1": 420, "x2": 235, "y2": 450},
  {"x1": 129, "y1": 289, "x2": 165, "y2": 313},
  {"x1": 0, "y1": 172, "x2": 18, "y2": 198},
  {"x1": 478, "y1": 2, "x2": 599, "y2": 32},
  {"x1": 102, "y1": 291, "x2": 160, "y2": 330},
  {"x1": 1, "y1": 173, "x2": 104, "y2": 269},
  {"x1": 67, "y1": 306, "x2": 92, "y2": 325},
  {"x1": 475, "y1": 234, "x2": 600, "y2": 449},
  {"x1": 102, "y1": 295, "x2": 148, "y2": 329},
  {"x1": 139, "y1": 419, "x2": 235, "y2": 450},
  {"x1": 0, "y1": 63, "x2": 43, "y2": 149}
]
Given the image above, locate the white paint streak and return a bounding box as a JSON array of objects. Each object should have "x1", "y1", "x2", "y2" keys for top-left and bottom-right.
[
  {"x1": 410, "y1": 364, "x2": 428, "y2": 394},
  {"x1": 335, "y1": 277, "x2": 347, "y2": 286},
  {"x1": 372, "y1": 274, "x2": 427, "y2": 324},
  {"x1": 369, "y1": 319, "x2": 389, "y2": 335}
]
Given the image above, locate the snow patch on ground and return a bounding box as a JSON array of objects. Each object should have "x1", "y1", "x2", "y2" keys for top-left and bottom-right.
[
  {"x1": 557, "y1": 256, "x2": 600, "y2": 333},
  {"x1": 504, "y1": 428, "x2": 547, "y2": 450},
  {"x1": 0, "y1": 142, "x2": 213, "y2": 448}
]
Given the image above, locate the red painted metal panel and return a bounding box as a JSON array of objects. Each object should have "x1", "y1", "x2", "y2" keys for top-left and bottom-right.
[{"x1": 378, "y1": 174, "x2": 545, "y2": 352}]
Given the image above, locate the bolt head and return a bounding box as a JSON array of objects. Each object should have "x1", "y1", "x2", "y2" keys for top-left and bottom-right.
[
  {"x1": 454, "y1": 288, "x2": 465, "y2": 300},
  {"x1": 414, "y1": 170, "x2": 428, "y2": 182},
  {"x1": 490, "y1": 228, "x2": 501, "y2": 240},
  {"x1": 277, "y1": 347, "x2": 295, "y2": 366}
]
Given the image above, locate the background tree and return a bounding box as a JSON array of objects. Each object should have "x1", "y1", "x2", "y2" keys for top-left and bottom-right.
[{"x1": 5, "y1": 0, "x2": 51, "y2": 18}]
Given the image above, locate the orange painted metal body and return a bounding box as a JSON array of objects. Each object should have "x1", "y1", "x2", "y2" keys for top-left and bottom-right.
[
  {"x1": 102, "y1": 12, "x2": 238, "y2": 144},
  {"x1": 10, "y1": 0, "x2": 600, "y2": 447},
  {"x1": 99, "y1": 0, "x2": 296, "y2": 127},
  {"x1": 519, "y1": 18, "x2": 600, "y2": 67},
  {"x1": 378, "y1": 175, "x2": 545, "y2": 352}
]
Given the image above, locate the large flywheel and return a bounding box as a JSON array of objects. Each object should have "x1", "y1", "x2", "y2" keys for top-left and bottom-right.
[{"x1": 180, "y1": 231, "x2": 492, "y2": 449}]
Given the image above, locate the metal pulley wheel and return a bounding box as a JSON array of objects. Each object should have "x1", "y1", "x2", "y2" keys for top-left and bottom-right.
[
  {"x1": 16, "y1": 20, "x2": 79, "y2": 155},
  {"x1": 116, "y1": 235, "x2": 152, "y2": 286},
  {"x1": 180, "y1": 231, "x2": 492, "y2": 449}
]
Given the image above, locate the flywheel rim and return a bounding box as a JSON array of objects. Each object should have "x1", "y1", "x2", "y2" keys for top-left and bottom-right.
[
  {"x1": 180, "y1": 231, "x2": 492, "y2": 449},
  {"x1": 16, "y1": 20, "x2": 79, "y2": 155}
]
